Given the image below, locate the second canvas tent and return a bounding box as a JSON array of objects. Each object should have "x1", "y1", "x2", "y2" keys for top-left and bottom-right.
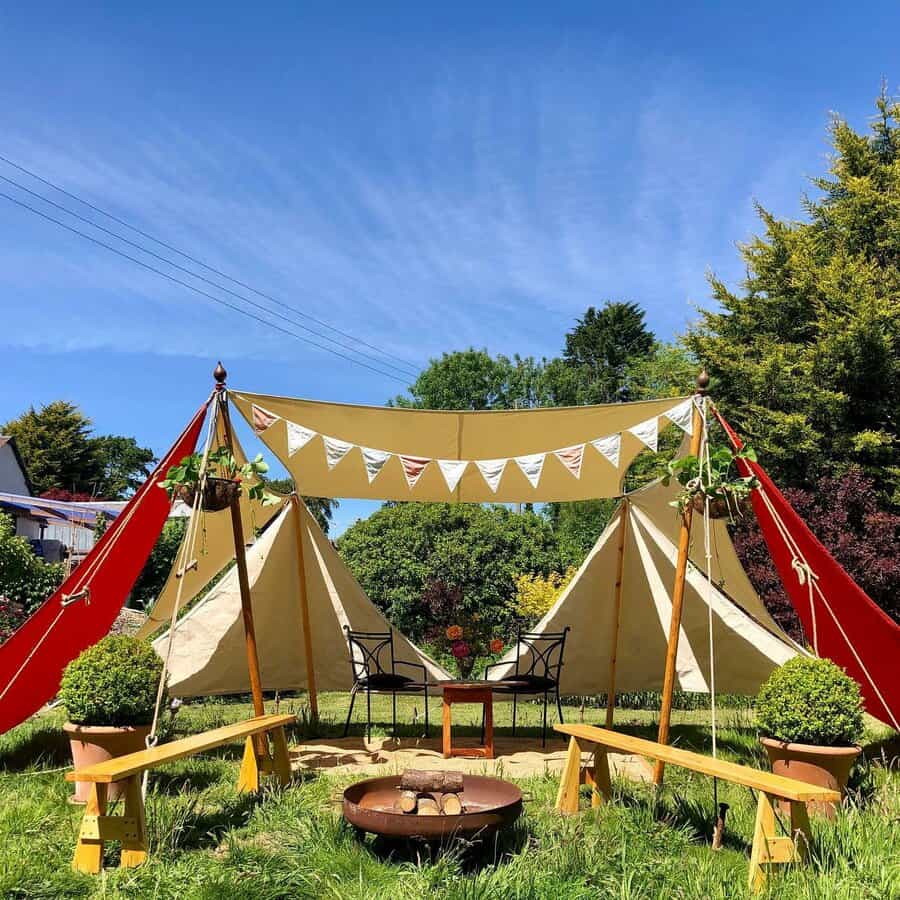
[
  {"x1": 152, "y1": 498, "x2": 450, "y2": 696},
  {"x1": 488, "y1": 478, "x2": 801, "y2": 696}
]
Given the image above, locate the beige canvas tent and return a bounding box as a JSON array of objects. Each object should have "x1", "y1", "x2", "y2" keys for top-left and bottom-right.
[
  {"x1": 488, "y1": 477, "x2": 800, "y2": 696},
  {"x1": 151, "y1": 498, "x2": 450, "y2": 695}
]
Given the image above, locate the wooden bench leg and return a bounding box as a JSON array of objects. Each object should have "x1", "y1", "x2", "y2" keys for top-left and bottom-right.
[
  {"x1": 585, "y1": 745, "x2": 611, "y2": 808},
  {"x1": 271, "y1": 726, "x2": 292, "y2": 786},
  {"x1": 119, "y1": 775, "x2": 149, "y2": 869},
  {"x1": 555, "y1": 736, "x2": 584, "y2": 814},
  {"x1": 748, "y1": 791, "x2": 804, "y2": 892},
  {"x1": 237, "y1": 735, "x2": 261, "y2": 793},
  {"x1": 73, "y1": 783, "x2": 108, "y2": 874}
]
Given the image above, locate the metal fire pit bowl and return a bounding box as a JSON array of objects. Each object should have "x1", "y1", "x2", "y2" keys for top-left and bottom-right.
[{"x1": 343, "y1": 774, "x2": 523, "y2": 840}]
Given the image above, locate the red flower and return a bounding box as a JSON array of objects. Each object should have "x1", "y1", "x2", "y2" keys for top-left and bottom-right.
[
  {"x1": 451, "y1": 640, "x2": 470, "y2": 659},
  {"x1": 490, "y1": 638, "x2": 504, "y2": 654}
]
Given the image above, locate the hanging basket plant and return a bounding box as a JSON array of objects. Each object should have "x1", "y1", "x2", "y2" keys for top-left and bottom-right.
[
  {"x1": 158, "y1": 447, "x2": 279, "y2": 512},
  {"x1": 663, "y1": 445, "x2": 760, "y2": 521}
]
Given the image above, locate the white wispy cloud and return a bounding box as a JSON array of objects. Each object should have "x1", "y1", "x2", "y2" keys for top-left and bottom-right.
[{"x1": 0, "y1": 45, "x2": 821, "y2": 373}]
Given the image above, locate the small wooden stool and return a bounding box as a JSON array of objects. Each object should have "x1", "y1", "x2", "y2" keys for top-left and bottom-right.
[{"x1": 441, "y1": 682, "x2": 495, "y2": 759}]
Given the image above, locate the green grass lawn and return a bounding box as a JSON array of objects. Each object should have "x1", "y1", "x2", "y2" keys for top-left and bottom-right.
[{"x1": 0, "y1": 694, "x2": 897, "y2": 899}]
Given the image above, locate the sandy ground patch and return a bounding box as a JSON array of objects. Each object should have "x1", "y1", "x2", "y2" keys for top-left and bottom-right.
[{"x1": 290, "y1": 735, "x2": 652, "y2": 782}]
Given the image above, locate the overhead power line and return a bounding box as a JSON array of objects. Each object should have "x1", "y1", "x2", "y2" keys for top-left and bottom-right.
[
  {"x1": 0, "y1": 189, "x2": 411, "y2": 385},
  {"x1": 0, "y1": 171, "x2": 418, "y2": 380},
  {"x1": 0, "y1": 152, "x2": 422, "y2": 379}
]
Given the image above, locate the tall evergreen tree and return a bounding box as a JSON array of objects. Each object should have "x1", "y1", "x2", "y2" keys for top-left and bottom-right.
[{"x1": 687, "y1": 88, "x2": 900, "y2": 505}]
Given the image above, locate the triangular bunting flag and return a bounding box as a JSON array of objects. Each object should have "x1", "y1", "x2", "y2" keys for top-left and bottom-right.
[
  {"x1": 628, "y1": 417, "x2": 658, "y2": 452},
  {"x1": 251, "y1": 404, "x2": 279, "y2": 434},
  {"x1": 591, "y1": 434, "x2": 621, "y2": 468},
  {"x1": 664, "y1": 398, "x2": 694, "y2": 436},
  {"x1": 286, "y1": 421, "x2": 317, "y2": 456},
  {"x1": 361, "y1": 447, "x2": 391, "y2": 484},
  {"x1": 554, "y1": 443, "x2": 585, "y2": 479},
  {"x1": 323, "y1": 435, "x2": 353, "y2": 470},
  {"x1": 475, "y1": 458, "x2": 507, "y2": 493},
  {"x1": 514, "y1": 453, "x2": 545, "y2": 489},
  {"x1": 399, "y1": 454, "x2": 430, "y2": 489},
  {"x1": 437, "y1": 459, "x2": 468, "y2": 493}
]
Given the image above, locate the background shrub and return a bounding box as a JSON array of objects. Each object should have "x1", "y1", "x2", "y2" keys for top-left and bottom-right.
[
  {"x1": 59, "y1": 635, "x2": 164, "y2": 726},
  {"x1": 756, "y1": 656, "x2": 864, "y2": 746},
  {"x1": 0, "y1": 513, "x2": 63, "y2": 617}
]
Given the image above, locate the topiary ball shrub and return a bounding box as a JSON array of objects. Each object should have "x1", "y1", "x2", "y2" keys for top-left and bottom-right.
[
  {"x1": 59, "y1": 635, "x2": 164, "y2": 727},
  {"x1": 756, "y1": 656, "x2": 864, "y2": 747}
]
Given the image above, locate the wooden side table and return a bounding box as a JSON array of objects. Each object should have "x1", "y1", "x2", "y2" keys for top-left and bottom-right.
[{"x1": 441, "y1": 682, "x2": 495, "y2": 759}]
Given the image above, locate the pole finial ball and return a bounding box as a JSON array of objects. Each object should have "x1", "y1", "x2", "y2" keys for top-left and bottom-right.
[
  {"x1": 213, "y1": 361, "x2": 227, "y2": 384},
  {"x1": 696, "y1": 368, "x2": 710, "y2": 394}
]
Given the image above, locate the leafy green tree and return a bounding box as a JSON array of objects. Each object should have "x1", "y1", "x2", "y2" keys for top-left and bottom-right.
[
  {"x1": 3, "y1": 401, "x2": 99, "y2": 496},
  {"x1": 2, "y1": 401, "x2": 156, "y2": 499},
  {"x1": 129, "y1": 518, "x2": 187, "y2": 610},
  {"x1": 551, "y1": 301, "x2": 655, "y2": 404},
  {"x1": 90, "y1": 435, "x2": 156, "y2": 498},
  {"x1": 543, "y1": 499, "x2": 617, "y2": 567},
  {"x1": 336, "y1": 502, "x2": 562, "y2": 641},
  {"x1": 393, "y1": 349, "x2": 554, "y2": 411},
  {"x1": 686, "y1": 88, "x2": 900, "y2": 505}
]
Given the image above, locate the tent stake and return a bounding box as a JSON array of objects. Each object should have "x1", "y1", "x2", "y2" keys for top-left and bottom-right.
[
  {"x1": 290, "y1": 494, "x2": 319, "y2": 722},
  {"x1": 653, "y1": 370, "x2": 708, "y2": 784},
  {"x1": 214, "y1": 363, "x2": 266, "y2": 722},
  {"x1": 605, "y1": 502, "x2": 629, "y2": 728}
]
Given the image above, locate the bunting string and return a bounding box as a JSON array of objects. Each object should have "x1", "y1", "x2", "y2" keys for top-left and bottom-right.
[{"x1": 247, "y1": 397, "x2": 695, "y2": 493}]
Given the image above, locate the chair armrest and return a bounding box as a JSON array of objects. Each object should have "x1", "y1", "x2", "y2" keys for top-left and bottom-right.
[
  {"x1": 482, "y1": 661, "x2": 507, "y2": 679},
  {"x1": 394, "y1": 659, "x2": 427, "y2": 678}
]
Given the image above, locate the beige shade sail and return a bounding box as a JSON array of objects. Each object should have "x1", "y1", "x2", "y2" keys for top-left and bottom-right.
[
  {"x1": 154, "y1": 500, "x2": 451, "y2": 695},
  {"x1": 229, "y1": 389, "x2": 693, "y2": 503},
  {"x1": 137, "y1": 413, "x2": 286, "y2": 640},
  {"x1": 488, "y1": 485, "x2": 799, "y2": 696}
]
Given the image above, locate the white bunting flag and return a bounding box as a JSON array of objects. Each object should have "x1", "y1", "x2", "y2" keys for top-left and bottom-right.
[
  {"x1": 475, "y1": 458, "x2": 507, "y2": 493},
  {"x1": 251, "y1": 404, "x2": 279, "y2": 434},
  {"x1": 399, "y1": 454, "x2": 430, "y2": 489},
  {"x1": 286, "y1": 421, "x2": 317, "y2": 456},
  {"x1": 591, "y1": 434, "x2": 621, "y2": 468},
  {"x1": 514, "y1": 453, "x2": 545, "y2": 489},
  {"x1": 629, "y1": 417, "x2": 659, "y2": 452},
  {"x1": 323, "y1": 436, "x2": 353, "y2": 470},
  {"x1": 664, "y1": 398, "x2": 694, "y2": 436},
  {"x1": 361, "y1": 447, "x2": 391, "y2": 483},
  {"x1": 437, "y1": 459, "x2": 468, "y2": 493},
  {"x1": 554, "y1": 443, "x2": 585, "y2": 479}
]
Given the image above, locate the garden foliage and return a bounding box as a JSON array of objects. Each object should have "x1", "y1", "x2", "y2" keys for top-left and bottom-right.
[
  {"x1": 337, "y1": 501, "x2": 562, "y2": 641},
  {"x1": 0, "y1": 513, "x2": 62, "y2": 621}
]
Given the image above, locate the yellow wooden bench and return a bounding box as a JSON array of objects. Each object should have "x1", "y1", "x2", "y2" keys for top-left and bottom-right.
[
  {"x1": 554, "y1": 724, "x2": 841, "y2": 892},
  {"x1": 66, "y1": 713, "x2": 296, "y2": 874}
]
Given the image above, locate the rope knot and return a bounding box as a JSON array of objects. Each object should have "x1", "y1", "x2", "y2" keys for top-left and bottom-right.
[{"x1": 791, "y1": 558, "x2": 818, "y2": 586}]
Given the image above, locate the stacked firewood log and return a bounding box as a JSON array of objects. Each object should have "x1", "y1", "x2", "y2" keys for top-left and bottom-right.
[{"x1": 394, "y1": 770, "x2": 465, "y2": 816}]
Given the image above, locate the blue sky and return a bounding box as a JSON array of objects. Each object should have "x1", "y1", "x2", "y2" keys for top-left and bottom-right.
[{"x1": 0, "y1": 2, "x2": 896, "y2": 534}]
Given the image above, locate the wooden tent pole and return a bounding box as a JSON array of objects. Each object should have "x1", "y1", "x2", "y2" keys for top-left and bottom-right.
[
  {"x1": 653, "y1": 370, "x2": 708, "y2": 784},
  {"x1": 289, "y1": 494, "x2": 318, "y2": 720},
  {"x1": 605, "y1": 501, "x2": 629, "y2": 728},
  {"x1": 213, "y1": 362, "x2": 266, "y2": 720}
]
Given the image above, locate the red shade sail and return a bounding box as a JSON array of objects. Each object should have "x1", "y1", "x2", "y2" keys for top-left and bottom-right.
[
  {"x1": 715, "y1": 408, "x2": 900, "y2": 730},
  {"x1": 0, "y1": 401, "x2": 208, "y2": 736}
]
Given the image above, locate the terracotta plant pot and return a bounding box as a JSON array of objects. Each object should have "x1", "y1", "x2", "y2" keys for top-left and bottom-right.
[
  {"x1": 177, "y1": 477, "x2": 240, "y2": 512},
  {"x1": 64, "y1": 722, "x2": 151, "y2": 803},
  {"x1": 760, "y1": 737, "x2": 860, "y2": 818}
]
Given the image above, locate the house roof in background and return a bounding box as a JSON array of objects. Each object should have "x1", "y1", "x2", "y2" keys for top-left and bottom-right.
[{"x1": 0, "y1": 436, "x2": 34, "y2": 496}]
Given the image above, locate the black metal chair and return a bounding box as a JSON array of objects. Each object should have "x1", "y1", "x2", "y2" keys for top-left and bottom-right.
[
  {"x1": 483, "y1": 626, "x2": 570, "y2": 747},
  {"x1": 342, "y1": 627, "x2": 430, "y2": 739}
]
